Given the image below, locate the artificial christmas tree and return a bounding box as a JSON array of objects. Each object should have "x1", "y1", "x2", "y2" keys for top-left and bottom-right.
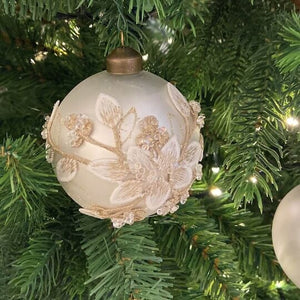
[{"x1": 0, "y1": 0, "x2": 299, "y2": 299}]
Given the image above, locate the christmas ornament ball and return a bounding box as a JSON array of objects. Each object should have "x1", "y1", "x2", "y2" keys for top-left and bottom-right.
[
  {"x1": 42, "y1": 50, "x2": 204, "y2": 228},
  {"x1": 272, "y1": 185, "x2": 300, "y2": 287}
]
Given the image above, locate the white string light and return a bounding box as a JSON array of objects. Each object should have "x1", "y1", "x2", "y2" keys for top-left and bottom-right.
[
  {"x1": 286, "y1": 117, "x2": 299, "y2": 127},
  {"x1": 249, "y1": 176, "x2": 257, "y2": 184},
  {"x1": 142, "y1": 54, "x2": 149, "y2": 61},
  {"x1": 210, "y1": 187, "x2": 222, "y2": 197},
  {"x1": 275, "y1": 280, "x2": 285, "y2": 288},
  {"x1": 211, "y1": 166, "x2": 220, "y2": 174}
]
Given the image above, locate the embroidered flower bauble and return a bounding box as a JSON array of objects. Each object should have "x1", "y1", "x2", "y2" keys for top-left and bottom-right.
[{"x1": 42, "y1": 50, "x2": 204, "y2": 228}]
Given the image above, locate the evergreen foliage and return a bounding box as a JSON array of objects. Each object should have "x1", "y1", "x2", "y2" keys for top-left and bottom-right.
[
  {"x1": 10, "y1": 227, "x2": 64, "y2": 299},
  {"x1": 80, "y1": 217, "x2": 172, "y2": 299},
  {"x1": 0, "y1": 0, "x2": 300, "y2": 299}
]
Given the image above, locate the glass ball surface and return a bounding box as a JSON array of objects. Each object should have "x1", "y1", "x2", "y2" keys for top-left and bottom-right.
[{"x1": 43, "y1": 70, "x2": 203, "y2": 227}]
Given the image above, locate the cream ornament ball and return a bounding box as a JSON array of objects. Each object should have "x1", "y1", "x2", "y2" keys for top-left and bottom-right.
[
  {"x1": 42, "y1": 47, "x2": 204, "y2": 228},
  {"x1": 272, "y1": 185, "x2": 300, "y2": 287}
]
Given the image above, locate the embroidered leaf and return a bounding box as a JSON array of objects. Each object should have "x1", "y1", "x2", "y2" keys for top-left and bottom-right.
[
  {"x1": 145, "y1": 180, "x2": 171, "y2": 210},
  {"x1": 120, "y1": 107, "x2": 137, "y2": 143},
  {"x1": 167, "y1": 83, "x2": 190, "y2": 117},
  {"x1": 160, "y1": 136, "x2": 180, "y2": 166},
  {"x1": 171, "y1": 166, "x2": 193, "y2": 189},
  {"x1": 79, "y1": 208, "x2": 101, "y2": 219},
  {"x1": 56, "y1": 158, "x2": 78, "y2": 182},
  {"x1": 88, "y1": 159, "x2": 130, "y2": 182},
  {"x1": 199, "y1": 133, "x2": 204, "y2": 150},
  {"x1": 110, "y1": 180, "x2": 144, "y2": 204},
  {"x1": 96, "y1": 93, "x2": 122, "y2": 127},
  {"x1": 184, "y1": 141, "x2": 203, "y2": 167}
]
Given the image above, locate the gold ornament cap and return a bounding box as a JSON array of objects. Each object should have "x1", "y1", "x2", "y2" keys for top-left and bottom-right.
[{"x1": 106, "y1": 47, "x2": 143, "y2": 75}]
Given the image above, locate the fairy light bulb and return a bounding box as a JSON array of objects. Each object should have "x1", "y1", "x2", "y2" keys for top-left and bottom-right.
[
  {"x1": 249, "y1": 176, "x2": 257, "y2": 184},
  {"x1": 210, "y1": 187, "x2": 222, "y2": 197},
  {"x1": 211, "y1": 166, "x2": 220, "y2": 174},
  {"x1": 286, "y1": 117, "x2": 299, "y2": 127}
]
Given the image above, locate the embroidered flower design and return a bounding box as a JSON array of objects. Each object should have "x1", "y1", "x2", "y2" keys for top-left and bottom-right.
[
  {"x1": 65, "y1": 113, "x2": 93, "y2": 147},
  {"x1": 135, "y1": 116, "x2": 169, "y2": 153},
  {"x1": 89, "y1": 135, "x2": 202, "y2": 211}
]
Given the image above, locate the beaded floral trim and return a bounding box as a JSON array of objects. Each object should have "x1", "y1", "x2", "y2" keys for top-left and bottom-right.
[{"x1": 42, "y1": 83, "x2": 204, "y2": 228}]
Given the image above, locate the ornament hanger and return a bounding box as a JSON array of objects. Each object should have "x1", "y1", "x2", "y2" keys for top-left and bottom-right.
[
  {"x1": 106, "y1": 31, "x2": 143, "y2": 75},
  {"x1": 120, "y1": 31, "x2": 124, "y2": 47}
]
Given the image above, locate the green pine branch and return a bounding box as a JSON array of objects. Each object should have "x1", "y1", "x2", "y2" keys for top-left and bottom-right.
[
  {"x1": 242, "y1": 277, "x2": 300, "y2": 300},
  {"x1": 9, "y1": 226, "x2": 63, "y2": 299},
  {"x1": 275, "y1": 12, "x2": 300, "y2": 73},
  {"x1": 0, "y1": 136, "x2": 57, "y2": 225},
  {"x1": 0, "y1": 16, "x2": 105, "y2": 125},
  {"x1": 153, "y1": 198, "x2": 245, "y2": 299},
  {"x1": 0, "y1": 1, "x2": 299, "y2": 299},
  {"x1": 79, "y1": 217, "x2": 172, "y2": 300},
  {"x1": 0, "y1": 232, "x2": 20, "y2": 299},
  {"x1": 222, "y1": 42, "x2": 285, "y2": 211},
  {"x1": 202, "y1": 196, "x2": 283, "y2": 281},
  {"x1": 60, "y1": 246, "x2": 90, "y2": 300},
  {"x1": 0, "y1": 0, "x2": 79, "y2": 20},
  {"x1": 8, "y1": 206, "x2": 90, "y2": 300}
]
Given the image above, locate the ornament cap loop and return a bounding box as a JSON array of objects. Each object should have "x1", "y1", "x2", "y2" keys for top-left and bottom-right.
[{"x1": 106, "y1": 47, "x2": 143, "y2": 75}]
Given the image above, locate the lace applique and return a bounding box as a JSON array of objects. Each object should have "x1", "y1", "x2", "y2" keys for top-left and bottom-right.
[
  {"x1": 167, "y1": 83, "x2": 190, "y2": 117},
  {"x1": 89, "y1": 159, "x2": 131, "y2": 182},
  {"x1": 56, "y1": 158, "x2": 78, "y2": 182},
  {"x1": 65, "y1": 114, "x2": 93, "y2": 147},
  {"x1": 183, "y1": 141, "x2": 203, "y2": 166},
  {"x1": 136, "y1": 116, "x2": 169, "y2": 153},
  {"x1": 96, "y1": 93, "x2": 122, "y2": 127}
]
